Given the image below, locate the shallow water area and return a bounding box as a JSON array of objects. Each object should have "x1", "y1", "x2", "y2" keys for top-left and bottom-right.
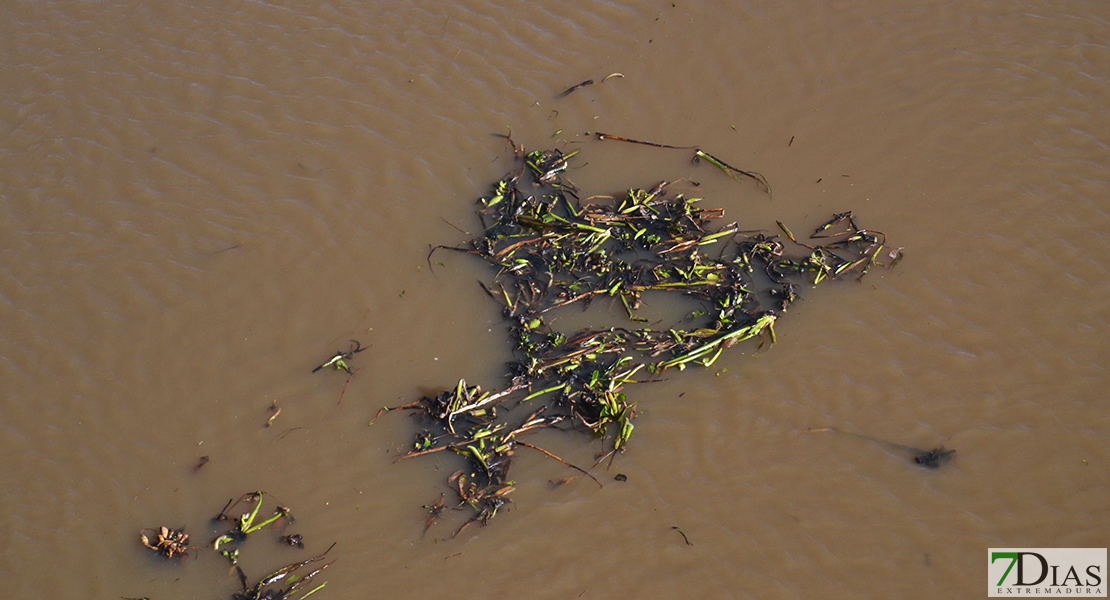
[{"x1": 2, "y1": 1, "x2": 1109, "y2": 599}]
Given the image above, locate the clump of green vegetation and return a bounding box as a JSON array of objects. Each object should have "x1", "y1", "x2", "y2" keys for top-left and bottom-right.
[
  {"x1": 376, "y1": 134, "x2": 901, "y2": 536},
  {"x1": 212, "y1": 491, "x2": 294, "y2": 563},
  {"x1": 228, "y1": 543, "x2": 333, "y2": 600},
  {"x1": 135, "y1": 492, "x2": 333, "y2": 600},
  {"x1": 213, "y1": 492, "x2": 333, "y2": 600}
]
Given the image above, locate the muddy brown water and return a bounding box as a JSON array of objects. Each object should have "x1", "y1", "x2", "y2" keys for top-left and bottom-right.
[{"x1": 2, "y1": 1, "x2": 1109, "y2": 598}]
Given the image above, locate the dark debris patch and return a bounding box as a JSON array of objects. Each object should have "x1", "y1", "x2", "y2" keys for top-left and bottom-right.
[
  {"x1": 375, "y1": 136, "x2": 901, "y2": 534},
  {"x1": 914, "y1": 446, "x2": 956, "y2": 468}
]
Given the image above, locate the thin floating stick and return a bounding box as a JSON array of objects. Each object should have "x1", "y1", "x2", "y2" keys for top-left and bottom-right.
[
  {"x1": 368, "y1": 401, "x2": 425, "y2": 425},
  {"x1": 672, "y1": 526, "x2": 693, "y2": 546},
  {"x1": 517, "y1": 442, "x2": 603, "y2": 488},
  {"x1": 557, "y1": 79, "x2": 595, "y2": 98},
  {"x1": 594, "y1": 132, "x2": 697, "y2": 150},
  {"x1": 594, "y1": 133, "x2": 770, "y2": 195},
  {"x1": 558, "y1": 74, "x2": 624, "y2": 98},
  {"x1": 212, "y1": 241, "x2": 245, "y2": 254},
  {"x1": 333, "y1": 368, "x2": 360, "y2": 414}
]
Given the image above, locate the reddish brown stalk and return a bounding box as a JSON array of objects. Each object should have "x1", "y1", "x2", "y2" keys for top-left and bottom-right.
[
  {"x1": 516, "y1": 442, "x2": 602, "y2": 488},
  {"x1": 334, "y1": 368, "x2": 361, "y2": 414}
]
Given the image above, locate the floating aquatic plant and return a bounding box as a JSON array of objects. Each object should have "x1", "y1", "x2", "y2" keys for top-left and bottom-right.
[
  {"x1": 139, "y1": 526, "x2": 193, "y2": 559},
  {"x1": 134, "y1": 493, "x2": 333, "y2": 600},
  {"x1": 374, "y1": 133, "x2": 901, "y2": 535}
]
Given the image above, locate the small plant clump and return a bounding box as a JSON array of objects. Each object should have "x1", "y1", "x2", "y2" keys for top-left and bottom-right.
[
  {"x1": 212, "y1": 491, "x2": 295, "y2": 564},
  {"x1": 213, "y1": 492, "x2": 331, "y2": 600},
  {"x1": 135, "y1": 492, "x2": 332, "y2": 600},
  {"x1": 374, "y1": 134, "x2": 902, "y2": 535},
  {"x1": 139, "y1": 526, "x2": 193, "y2": 559},
  {"x1": 228, "y1": 542, "x2": 334, "y2": 600}
]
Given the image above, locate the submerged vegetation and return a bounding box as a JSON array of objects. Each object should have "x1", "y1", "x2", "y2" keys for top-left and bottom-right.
[
  {"x1": 374, "y1": 133, "x2": 904, "y2": 536},
  {"x1": 805, "y1": 427, "x2": 956, "y2": 468}
]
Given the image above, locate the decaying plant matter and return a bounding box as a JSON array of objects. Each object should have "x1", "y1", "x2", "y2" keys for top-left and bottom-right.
[
  {"x1": 135, "y1": 493, "x2": 332, "y2": 600},
  {"x1": 210, "y1": 493, "x2": 331, "y2": 600},
  {"x1": 312, "y1": 340, "x2": 366, "y2": 374},
  {"x1": 803, "y1": 427, "x2": 955, "y2": 469},
  {"x1": 139, "y1": 526, "x2": 193, "y2": 559},
  {"x1": 375, "y1": 135, "x2": 901, "y2": 535},
  {"x1": 230, "y1": 542, "x2": 334, "y2": 600}
]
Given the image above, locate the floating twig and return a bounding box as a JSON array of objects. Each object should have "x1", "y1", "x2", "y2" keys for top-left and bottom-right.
[
  {"x1": 594, "y1": 132, "x2": 697, "y2": 149},
  {"x1": 517, "y1": 442, "x2": 603, "y2": 488},
  {"x1": 335, "y1": 368, "x2": 361, "y2": 412},
  {"x1": 557, "y1": 79, "x2": 595, "y2": 98},
  {"x1": 672, "y1": 526, "x2": 693, "y2": 546},
  {"x1": 212, "y1": 241, "x2": 246, "y2": 254}
]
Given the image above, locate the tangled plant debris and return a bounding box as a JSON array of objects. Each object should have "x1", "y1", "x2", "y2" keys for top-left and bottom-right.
[
  {"x1": 139, "y1": 526, "x2": 193, "y2": 559},
  {"x1": 212, "y1": 491, "x2": 294, "y2": 564},
  {"x1": 373, "y1": 134, "x2": 905, "y2": 537},
  {"x1": 136, "y1": 492, "x2": 332, "y2": 600},
  {"x1": 215, "y1": 492, "x2": 331, "y2": 600},
  {"x1": 229, "y1": 542, "x2": 334, "y2": 600}
]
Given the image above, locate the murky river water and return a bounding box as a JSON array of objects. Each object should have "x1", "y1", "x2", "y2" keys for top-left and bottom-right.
[{"x1": 2, "y1": 1, "x2": 1108, "y2": 598}]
